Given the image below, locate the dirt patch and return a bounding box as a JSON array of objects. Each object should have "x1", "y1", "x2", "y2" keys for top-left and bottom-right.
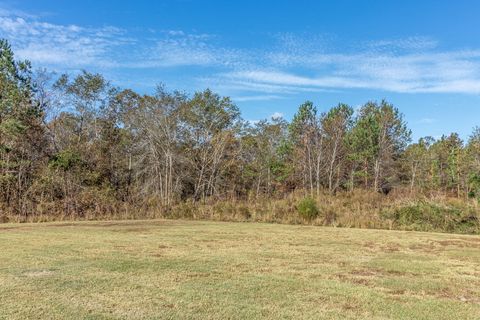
[
  {"x1": 434, "y1": 288, "x2": 480, "y2": 303},
  {"x1": 24, "y1": 270, "x2": 55, "y2": 277},
  {"x1": 0, "y1": 219, "x2": 186, "y2": 231},
  {"x1": 351, "y1": 278, "x2": 372, "y2": 286},
  {"x1": 382, "y1": 245, "x2": 400, "y2": 253},
  {"x1": 448, "y1": 236, "x2": 480, "y2": 243},
  {"x1": 408, "y1": 243, "x2": 437, "y2": 252},
  {"x1": 383, "y1": 269, "x2": 410, "y2": 276},
  {"x1": 436, "y1": 240, "x2": 465, "y2": 247},
  {"x1": 0, "y1": 226, "x2": 21, "y2": 231},
  {"x1": 334, "y1": 273, "x2": 373, "y2": 287},
  {"x1": 342, "y1": 302, "x2": 361, "y2": 311},
  {"x1": 185, "y1": 272, "x2": 214, "y2": 279},
  {"x1": 50, "y1": 220, "x2": 174, "y2": 228},
  {"x1": 111, "y1": 227, "x2": 151, "y2": 233},
  {"x1": 435, "y1": 240, "x2": 480, "y2": 248},
  {"x1": 388, "y1": 289, "x2": 406, "y2": 295},
  {"x1": 46, "y1": 222, "x2": 82, "y2": 227},
  {"x1": 362, "y1": 241, "x2": 376, "y2": 248},
  {"x1": 349, "y1": 269, "x2": 377, "y2": 277},
  {"x1": 151, "y1": 253, "x2": 164, "y2": 257}
]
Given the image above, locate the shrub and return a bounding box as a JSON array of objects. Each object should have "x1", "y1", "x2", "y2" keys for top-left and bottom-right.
[
  {"x1": 382, "y1": 200, "x2": 479, "y2": 233},
  {"x1": 297, "y1": 197, "x2": 319, "y2": 221},
  {"x1": 49, "y1": 149, "x2": 81, "y2": 171},
  {"x1": 468, "y1": 174, "x2": 480, "y2": 200}
]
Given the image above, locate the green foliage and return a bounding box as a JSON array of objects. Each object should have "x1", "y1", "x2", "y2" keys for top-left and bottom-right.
[
  {"x1": 288, "y1": 100, "x2": 317, "y2": 139},
  {"x1": 0, "y1": 39, "x2": 46, "y2": 213},
  {"x1": 186, "y1": 88, "x2": 240, "y2": 133},
  {"x1": 468, "y1": 173, "x2": 480, "y2": 200},
  {"x1": 49, "y1": 150, "x2": 81, "y2": 171},
  {"x1": 54, "y1": 70, "x2": 111, "y2": 114},
  {"x1": 0, "y1": 39, "x2": 34, "y2": 116},
  {"x1": 383, "y1": 201, "x2": 479, "y2": 233},
  {"x1": 347, "y1": 100, "x2": 411, "y2": 189},
  {"x1": 297, "y1": 197, "x2": 319, "y2": 220},
  {"x1": 0, "y1": 118, "x2": 27, "y2": 136}
]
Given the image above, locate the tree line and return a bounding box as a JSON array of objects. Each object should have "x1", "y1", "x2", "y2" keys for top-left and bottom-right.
[{"x1": 1, "y1": 39, "x2": 480, "y2": 219}]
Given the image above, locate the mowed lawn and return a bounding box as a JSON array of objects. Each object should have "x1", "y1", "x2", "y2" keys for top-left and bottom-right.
[{"x1": 0, "y1": 220, "x2": 479, "y2": 320}]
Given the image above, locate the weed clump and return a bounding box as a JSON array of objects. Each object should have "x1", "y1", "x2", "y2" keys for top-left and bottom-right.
[{"x1": 297, "y1": 197, "x2": 319, "y2": 221}]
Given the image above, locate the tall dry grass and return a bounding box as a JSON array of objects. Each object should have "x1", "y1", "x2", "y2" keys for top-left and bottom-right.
[{"x1": 1, "y1": 188, "x2": 478, "y2": 234}]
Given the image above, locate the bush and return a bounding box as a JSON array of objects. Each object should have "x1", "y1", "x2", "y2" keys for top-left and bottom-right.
[
  {"x1": 49, "y1": 149, "x2": 81, "y2": 171},
  {"x1": 297, "y1": 197, "x2": 319, "y2": 221},
  {"x1": 382, "y1": 200, "x2": 479, "y2": 233}
]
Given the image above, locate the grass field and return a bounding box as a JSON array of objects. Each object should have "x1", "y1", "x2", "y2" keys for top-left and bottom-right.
[{"x1": 0, "y1": 220, "x2": 479, "y2": 319}]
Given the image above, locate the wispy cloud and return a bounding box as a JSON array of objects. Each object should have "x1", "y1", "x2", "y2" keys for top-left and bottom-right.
[
  {"x1": 2, "y1": 9, "x2": 480, "y2": 96},
  {"x1": 218, "y1": 49, "x2": 480, "y2": 94},
  {"x1": 0, "y1": 10, "x2": 246, "y2": 70},
  {"x1": 232, "y1": 95, "x2": 284, "y2": 102},
  {"x1": 365, "y1": 36, "x2": 439, "y2": 51},
  {"x1": 417, "y1": 118, "x2": 437, "y2": 124},
  {"x1": 125, "y1": 33, "x2": 249, "y2": 69},
  {"x1": 270, "y1": 112, "x2": 284, "y2": 119},
  {"x1": 0, "y1": 14, "x2": 130, "y2": 68}
]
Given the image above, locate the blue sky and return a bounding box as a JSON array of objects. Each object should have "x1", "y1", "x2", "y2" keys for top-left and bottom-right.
[{"x1": 1, "y1": 0, "x2": 480, "y2": 141}]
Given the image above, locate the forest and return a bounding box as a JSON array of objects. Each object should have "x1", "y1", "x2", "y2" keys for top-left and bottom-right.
[{"x1": 1, "y1": 39, "x2": 480, "y2": 233}]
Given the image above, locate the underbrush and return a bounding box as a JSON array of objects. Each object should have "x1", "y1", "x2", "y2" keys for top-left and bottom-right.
[
  {"x1": 382, "y1": 199, "x2": 479, "y2": 233},
  {"x1": 160, "y1": 190, "x2": 479, "y2": 234},
  {"x1": 1, "y1": 189, "x2": 478, "y2": 234}
]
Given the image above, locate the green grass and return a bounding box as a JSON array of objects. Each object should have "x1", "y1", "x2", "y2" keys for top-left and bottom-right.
[{"x1": 0, "y1": 220, "x2": 479, "y2": 319}]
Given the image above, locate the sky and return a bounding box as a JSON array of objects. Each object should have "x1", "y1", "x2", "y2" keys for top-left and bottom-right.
[{"x1": 1, "y1": 0, "x2": 480, "y2": 141}]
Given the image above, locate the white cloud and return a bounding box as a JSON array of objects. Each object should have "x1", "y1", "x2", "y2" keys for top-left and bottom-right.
[
  {"x1": 365, "y1": 36, "x2": 439, "y2": 51},
  {"x1": 218, "y1": 49, "x2": 480, "y2": 94},
  {"x1": 0, "y1": 15, "x2": 128, "y2": 68},
  {"x1": 270, "y1": 112, "x2": 284, "y2": 119},
  {"x1": 125, "y1": 36, "x2": 247, "y2": 69},
  {"x1": 0, "y1": 10, "x2": 244, "y2": 70},
  {"x1": 246, "y1": 119, "x2": 260, "y2": 125},
  {"x1": 2, "y1": 9, "x2": 480, "y2": 96}
]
